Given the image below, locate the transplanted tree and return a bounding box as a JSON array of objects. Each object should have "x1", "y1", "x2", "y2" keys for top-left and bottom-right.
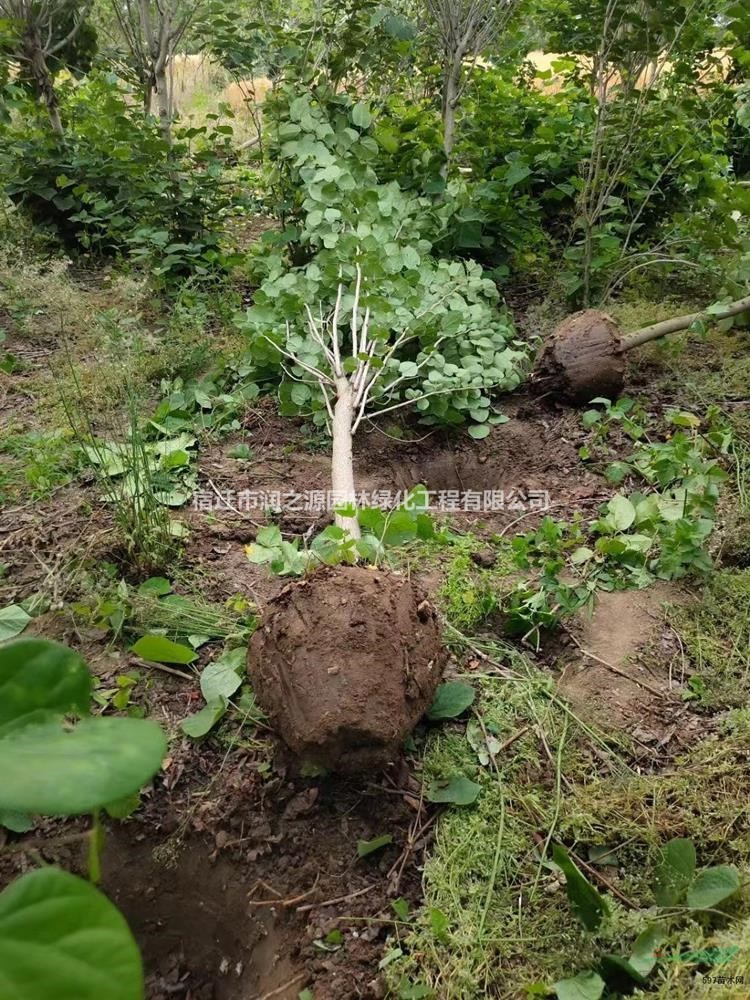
[
  {"x1": 0, "y1": 0, "x2": 96, "y2": 133},
  {"x1": 266, "y1": 260, "x2": 523, "y2": 539},
  {"x1": 423, "y1": 0, "x2": 522, "y2": 170}
]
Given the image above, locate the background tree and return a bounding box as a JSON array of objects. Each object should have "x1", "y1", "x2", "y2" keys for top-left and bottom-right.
[
  {"x1": 0, "y1": 0, "x2": 96, "y2": 133},
  {"x1": 109, "y1": 0, "x2": 202, "y2": 139},
  {"x1": 423, "y1": 0, "x2": 522, "y2": 171}
]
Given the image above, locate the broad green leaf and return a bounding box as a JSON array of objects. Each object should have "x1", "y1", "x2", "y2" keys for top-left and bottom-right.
[
  {"x1": 105, "y1": 791, "x2": 141, "y2": 820},
  {"x1": 256, "y1": 525, "x2": 283, "y2": 548},
  {"x1": 0, "y1": 638, "x2": 90, "y2": 735},
  {"x1": 137, "y1": 577, "x2": 172, "y2": 597},
  {"x1": 599, "y1": 954, "x2": 648, "y2": 987},
  {"x1": 505, "y1": 159, "x2": 532, "y2": 187},
  {"x1": 686, "y1": 865, "x2": 740, "y2": 910},
  {"x1": 0, "y1": 717, "x2": 166, "y2": 816},
  {"x1": 629, "y1": 924, "x2": 664, "y2": 977},
  {"x1": 554, "y1": 970, "x2": 605, "y2": 1000},
  {"x1": 552, "y1": 845, "x2": 608, "y2": 931},
  {"x1": 667, "y1": 411, "x2": 701, "y2": 429},
  {"x1": 351, "y1": 103, "x2": 371, "y2": 128},
  {"x1": 357, "y1": 834, "x2": 393, "y2": 857},
  {"x1": 180, "y1": 698, "x2": 227, "y2": 738},
  {"x1": 582, "y1": 410, "x2": 602, "y2": 429},
  {"x1": 382, "y1": 509, "x2": 417, "y2": 547},
  {"x1": 200, "y1": 651, "x2": 245, "y2": 703},
  {"x1": 426, "y1": 775, "x2": 481, "y2": 806},
  {"x1": 131, "y1": 635, "x2": 197, "y2": 665},
  {"x1": 426, "y1": 682, "x2": 475, "y2": 720},
  {"x1": 571, "y1": 547, "x2": 594, "y2": 565},
  {"x1": 606, "y1": 461, "x2": 631, "y2": 484},
  {"x1": 0, "y1": 810, "x2": 33, "y2": 833},
  {"x1": 359, "y1": 507, "x2": 386, "y2": 535},
  {"x1": 468, "y1": 424, "x2": 490, "y2": 440},
  {"x1": 608, "y1": 495, "x2": 636, "y2": 531},
  {"x1": 0, "y1": 605, "x2": 31, "y2": 643},
  {"x1": 654, "y1": 837, "x2": 696, "y2": 906},
  {"x1": 0, "y1": 867, "x2": 143, "y2": 1000}
]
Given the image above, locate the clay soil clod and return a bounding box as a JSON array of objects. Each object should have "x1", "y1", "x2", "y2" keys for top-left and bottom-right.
[{"x1": 247, "y1": 565, "x2": 447, "y2": 772}]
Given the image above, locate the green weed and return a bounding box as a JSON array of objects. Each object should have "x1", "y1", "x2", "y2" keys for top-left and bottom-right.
[
  {"x1": 436, "y1": 545, "x2": 514, "y2": 632},
  {"x1": 0, "y1": 428, "x2": 80, "y2": 502}
]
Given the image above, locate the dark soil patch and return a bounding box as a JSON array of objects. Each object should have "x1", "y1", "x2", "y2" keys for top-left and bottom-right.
[{"x1": 1, "y1": 747, "x2": 430, "y2": 1000}]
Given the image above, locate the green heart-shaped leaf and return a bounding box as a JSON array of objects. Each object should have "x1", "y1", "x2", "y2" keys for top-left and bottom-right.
[
  {"x1": 426, "y1": 682, "x2": 475, "y2": 720},
  {"x1": 0, "y1": 867, "x2": 143, "y2": 1000},
  {"x1": 687, "y1": 865, "x2": 740, "y2": 910},
  {"x1": 0, "y1": 639, "x2": 90, "y2": 736},
  {"x1": 0, "y1": 717, "x2": 166, "y2": 816}
]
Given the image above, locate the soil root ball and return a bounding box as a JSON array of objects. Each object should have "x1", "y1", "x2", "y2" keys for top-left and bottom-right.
[
  {"x1": 536, "y1": 309, "x2": 626, "y2": 403},
  {"x1": 248, "y1": 566, "x2": 447, "y2": 772}
]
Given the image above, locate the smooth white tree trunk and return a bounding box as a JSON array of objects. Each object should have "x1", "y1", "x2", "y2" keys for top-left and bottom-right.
[{"x1": 331, "y1": 378, "x2": 361, "y2": 539}]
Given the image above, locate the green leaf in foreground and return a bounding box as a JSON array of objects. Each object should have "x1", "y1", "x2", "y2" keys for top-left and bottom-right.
[
  {"x1": 0, "y1": 638, "x2": 90, "y2": 734},
  {"x1": 608, "y1": 494, "x2": 636, "y2": 531},
  {"x1": 0, "y1": 605, "x2": 31, "y2": 642},
  {"x1": 357, "y1": 834, "x2": 393, "y2": 857},
  {"x1": 137, "y1": 577, "x2": 172, "y2": 597},
  {"x1": 629, "y1": 924, "x2": 664, "y2": 977},
  {"x1": 468, "y1": 423, "x2": 490, "y2": 440},
  {"x1": 0, "y1": 867, "x2": 143, "y2": 1000},
  {"x1": 552, "y1": 845, "x2": 608, "y2": 931},
  {"x1": 180, "y1": 698, "x2": 227, "y2": 738},
  {"x1": 426, "y1": 681, "x2": 475, "y2": 720},
  {"x1": 0, "y1": 717, "x2": 166, "y2": 816},
  {"x1": 425, "y1": 775, "x2": 481, "y2": 806},
  {"x1": 686, "y1": 865, "x2": 740, "y2": 910},
  {"x1": 599, "y1": 954, "x2": 648, "y2": 987},
  {"x1": 131, "y1": 635, "x2": 197, "y2": 665},
  {"x1": 554, "y1": 969, "x2": 605, "y2": 1000}
]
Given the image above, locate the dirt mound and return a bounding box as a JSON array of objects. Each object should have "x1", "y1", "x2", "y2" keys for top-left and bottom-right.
[
  {"x1": 559, "y1": 584, "x2": 704, "y2": 752},
  {"x1": 248, "y1": 566, "x2": 446, "y2": 772},
  {"x1": 536, "y1": 309, "x2": 626, "y2": 402}
]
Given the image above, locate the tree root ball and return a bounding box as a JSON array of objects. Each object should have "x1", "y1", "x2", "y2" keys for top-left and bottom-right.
[
  {"x1": 247, "y1": 566, "x2": 447, "y2": 772},
  {"x1": 536, "y1": 309, "x2": 626, "y2": 403}
]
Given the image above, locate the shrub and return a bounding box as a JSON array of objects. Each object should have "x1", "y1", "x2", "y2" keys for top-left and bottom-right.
[{"x1": 0, "y1": 74, "x2": 241, "y2": 284}]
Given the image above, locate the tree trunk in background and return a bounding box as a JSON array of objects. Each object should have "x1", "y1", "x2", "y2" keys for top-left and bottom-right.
[
  {"x1": 154, "y1": 59, "x2": 172, "y2": 144},
  {"x1": 23, "y1": 30, "x2": 64, "y2": 136}
]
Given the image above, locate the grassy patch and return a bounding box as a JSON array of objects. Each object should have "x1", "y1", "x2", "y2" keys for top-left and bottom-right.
[
  {"x1": 0, "y1": 427, "x2": 80, "y2": 503},
  {"x1": 428, "y1": 534, "x2": 516, "y2": 633},
  {"x1": 390, "y1": 641, "x2": 750, "y2": 998},
  {"x1": 668, "y1": 570, "x2": 750, "y2": 710}
]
